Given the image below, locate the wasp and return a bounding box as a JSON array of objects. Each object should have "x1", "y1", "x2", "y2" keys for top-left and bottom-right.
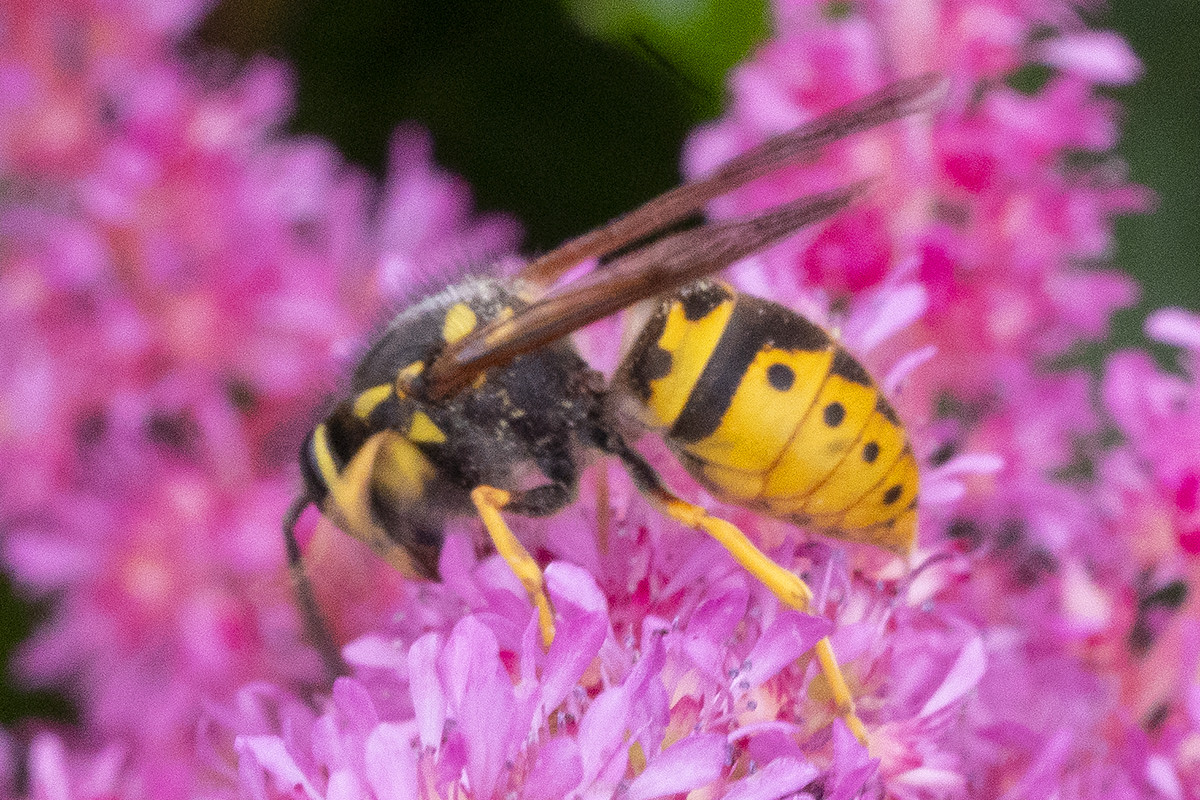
[{"x1": 285, "y1": 75, "x2": 941, "y2": 744}]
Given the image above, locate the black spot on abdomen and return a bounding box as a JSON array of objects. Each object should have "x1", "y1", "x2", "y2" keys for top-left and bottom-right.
[
  {"x1": 767, "y1": 363, "x2": 795, "y2": 392},
  {"x1": 621, "y1": 306, "x2": 671, "y2": 402},
  {"x1": 627, "y1": 344, "x2": 673, "y2": 402},
  {"x1": 823, "y1": 402, "x2": 846, "y2": 427}
]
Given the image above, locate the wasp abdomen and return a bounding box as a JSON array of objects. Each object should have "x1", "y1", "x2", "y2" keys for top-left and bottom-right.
[{"x1": 616, "y1": 281, "x2": 917, "y2": 553}]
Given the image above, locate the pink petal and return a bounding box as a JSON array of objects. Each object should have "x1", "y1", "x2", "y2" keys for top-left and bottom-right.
[
  {"x1": 365, "y1": 723, "x2": 419, "y2": 800},
  {"x1": 579, "y1": 635, "x2": 667, "y2": 785},
  {"x1": 998, "y1": 728, "x2": 1073, "y2": 800},
  {"x1": 685, "y1": 585, "x2": 750, "y2": 680},
  {"x1": 931, "y1": 452, "x2": 1005, "y2": 479},
  {"x1": 439, "y1": 617, "x2": 522, "y2": 800},
  {"x1": 1060, "y1": 561, "x2": 1112, "y2": 635},
  {"x1": 524, "y1": 737, "x2": 584, "y2": 800},
  {"x1": 726, "y1": 721, "x2": 800, "y2": 744},
  {"x1": 27, "y1": 734, "x2": 70, "y2": 800},
  {"x1": 828, "y1": 720, "x2": 879, "y2": 800},
  {"x1": 722, "y1": 756, "x2": 818, "y2": 800},
  {"x1": 883, "y1": 345, "x2": 938, "y2": 396},
  {"x1": 1146, "y1": 307, "x2": 1200, "y2": 351},
  {"x1": 3, "y1": 532, "x2": 94, "y2": 590},
  {"x1": 407, "y1": 633, "x2": 445, "y2": 749},
  {"x1": 439, "y1": 617, "x2": 498, "y2": 709},
  {"x1": 1039, "y1": 32, "x2": 1143, "y2": 85},
  {"x1": 852, "y1": 284, "x2": 928, "y2": 354},
  {"x1": 343, "y1": 634, "x2": 406, "y2": 673},
  {"x1": 332, "y1": 678, "x2": 380, "y2": 746},
  {"x1": 1188, "y1": 682, "x2": 1200, "y2": 728},
  {"x1": 626, "y1": 734, "x2": 727, "y2": 800},
  {"x1": 919, "y1": 636, "x2": 987, "y2": 717},
  {"x1": 577, "y1": 685, "x2": 633, "y2": 785},
  {"x1": 892, "y1": 767, "x2": 967, "y2": 797},
  {"x1": 326, "y1": 769, "x2": 369, "y2": 800},
  {"x1": 737, "y1": 610, "x2": 832, "y2": 691},
  {"x1": 235, "y1": 736, "x2": 320, "y2": 800},
  {"x1": 539, "y1": 561, "x2": 609, "y2": 712},
  {"x1": 1145, "y1": 756, "x2": 1184, "y2": 800}
]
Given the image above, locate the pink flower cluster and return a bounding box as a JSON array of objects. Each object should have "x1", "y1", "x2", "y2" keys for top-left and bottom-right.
[
  {"x1": 2, "y1": 0, "x2": 1198, "y2": 799},
  {"x1": 0, "y1": 0, "x2": 516, "y2": 792}
]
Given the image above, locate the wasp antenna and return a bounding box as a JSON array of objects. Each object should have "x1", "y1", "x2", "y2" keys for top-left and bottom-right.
[{"x1": 283, "y1": 494, "x2": 349, "y2": 681}]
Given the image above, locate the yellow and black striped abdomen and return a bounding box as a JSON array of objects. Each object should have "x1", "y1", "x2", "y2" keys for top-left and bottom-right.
[{"x1": 616, "y1": 281, "x2": 918, "y2": 553}]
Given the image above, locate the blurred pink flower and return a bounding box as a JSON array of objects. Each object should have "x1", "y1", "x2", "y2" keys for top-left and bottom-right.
[
  {"x1": 3, "y1": 0, "x2": 1197, "y2": 798},
  {"x1": 0, "y1": 0, "x2": 517, "y2": 785},
  {"x1": 0, "y1": 729, "x2": 158, "y2": 800}
]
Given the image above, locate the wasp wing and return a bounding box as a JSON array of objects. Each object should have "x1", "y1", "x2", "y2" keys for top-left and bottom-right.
[
  {"x1": 421, "y1": 73, "x2": 944, "y2": 399},
  {"x1": 423, "y1": 182, "x2": 870, "y2": 398},
  {"x1": 517, "y1": 72, "x2": 943, "y2": 288}
]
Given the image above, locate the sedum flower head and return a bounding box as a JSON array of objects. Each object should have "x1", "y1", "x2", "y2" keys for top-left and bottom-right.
[
  {"x1": 3, "y1": 0, "x2": 1198, "y2": 798},
  {"x1": 0, "y1": 0, "x2": 516, "y2": 786}
]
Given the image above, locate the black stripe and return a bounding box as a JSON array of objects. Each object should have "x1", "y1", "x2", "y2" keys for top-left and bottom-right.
[
  {"x1": 875, "y1": 395, "x2": 900, "y2": 425},
  {"x1": 679, "y1": 281, "x2": 732, "y2": 321},
  {"x1": 300, "y1": 403, "x2": 370, "y2": 503},
  {"x1": 620, "y1": 306, "x2": 671, "y2": 402},
  {"x1": 830, "y1": 348, "x2": 873, "y2": 386},
  {"x1": 299, "y1": 429, "x2": 330, "y2": 504},
  {"x1": 324, "y1": 403, "x2": 371, "y2": 468},
  {"x1": 670, "y1": 295, "x2": 830, "y2": 443}
]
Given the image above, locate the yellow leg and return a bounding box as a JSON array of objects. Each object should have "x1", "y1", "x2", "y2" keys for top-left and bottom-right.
[
  {"x1": 645, "y1": 485, "x2": 868, "y2": 745},
  {"x1": 471, "y1": 486, "x2": 556, "y2": 648}
]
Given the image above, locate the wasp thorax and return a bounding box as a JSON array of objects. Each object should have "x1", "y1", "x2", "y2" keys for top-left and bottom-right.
[{"x1": 299, "y1": 275, "x2": 607, "y2": 581}]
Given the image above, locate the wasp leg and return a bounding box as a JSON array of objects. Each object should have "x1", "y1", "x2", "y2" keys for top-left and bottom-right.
[
  {"x1": 283, "y1": 495, "x2": 349, "y2": 681},
  {"x1": 608, "y1": 442, "x2": 869, "y2": 745},
  {"x1": 470, "y1": 486, "x2": 556, "y2": 648},
  {"x1": 503, "y1": 481, "x2": 575, "y2": 517}
]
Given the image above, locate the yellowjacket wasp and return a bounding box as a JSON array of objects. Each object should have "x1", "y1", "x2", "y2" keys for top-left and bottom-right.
[{"x1": 285, "y1": 74, "x2": 942, "y2": 744}]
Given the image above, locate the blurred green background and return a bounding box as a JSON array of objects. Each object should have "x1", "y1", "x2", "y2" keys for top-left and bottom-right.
[{"x1": 1, "y1": 0, "x2": 1197, "y2": 723}]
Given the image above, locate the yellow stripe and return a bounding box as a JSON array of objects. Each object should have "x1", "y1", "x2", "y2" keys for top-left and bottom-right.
[
  {"x1": 408, "y1": 411, "x2": 447, "y2": 444},
  {"x1": 395, "y1": 361, "x2": 425, "y2": 396},
  {"x1": 643, "y1": 297, "x2": 736, "y2": 430},
  {"x1": 352, "y1": 384, "x2": 392, "y2": 419},
  {"x1": 442, "y1": 303, "x2": 478, "y2": 344},
  {"x1": 311, "y1": 424, "x2": 340, "y2": 488}
]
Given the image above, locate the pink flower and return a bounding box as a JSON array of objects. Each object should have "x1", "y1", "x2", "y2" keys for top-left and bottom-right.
[
  {"x1": 667, "y1": 0, "x2": 1197, "y2": 797},
  {"x1": 5, "y1": 0, "x2": 1198, "y2": 798},
  {"x1": 0, "y1": 0, "x2": 516, "y2": 785},
  {"x1": 212, "y1": 553, "x2": 861, "y2": 799},
  {"x1": 0, "y1": 727, "x2": 190, "y2": 800}
]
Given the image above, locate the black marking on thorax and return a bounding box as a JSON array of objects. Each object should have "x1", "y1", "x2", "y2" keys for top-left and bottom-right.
[
  {"x1": 617, "y1": 280, "x2": 735, "y2": 404},
  {"x1": 322, "y1": 403, "x2": 370, "y2": 468},
  {"x1": 352, "y1": 276, "x2": 528, "y2": 392},
  {"x1": 300, "y1": 401, "x2": 369, "y2": 503},
  {"x1": 669, "y1": 294, "x2": 830, "y2": 444}
]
